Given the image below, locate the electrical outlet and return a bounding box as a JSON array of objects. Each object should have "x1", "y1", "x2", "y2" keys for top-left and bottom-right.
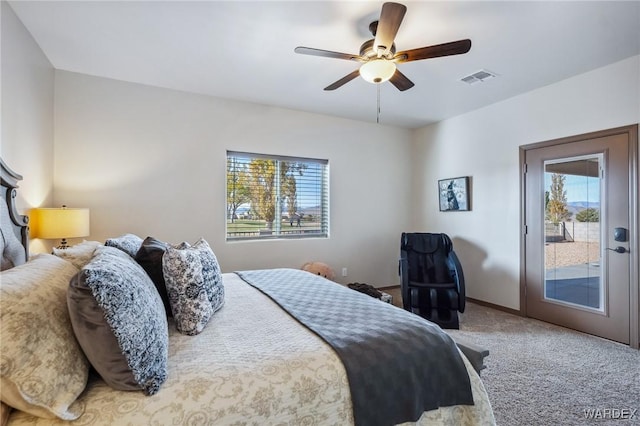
[{"x1": 341, "y1": 267, "x2": 348, "y2": 277}]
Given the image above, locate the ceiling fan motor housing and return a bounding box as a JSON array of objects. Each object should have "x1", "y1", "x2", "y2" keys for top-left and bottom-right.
[{"x1": 360, "y1": 39, "x2": 396, "y2": 59}]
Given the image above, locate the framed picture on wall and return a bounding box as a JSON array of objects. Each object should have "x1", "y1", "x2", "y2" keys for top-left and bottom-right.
[{"x1": 438, "y1": 176, "x2": 470, "y2": 211}]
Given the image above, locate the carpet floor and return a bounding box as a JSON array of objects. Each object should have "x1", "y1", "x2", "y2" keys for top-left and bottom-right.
[{"x1": 446, "y1": 302, "x2": 640, "y2": 425}]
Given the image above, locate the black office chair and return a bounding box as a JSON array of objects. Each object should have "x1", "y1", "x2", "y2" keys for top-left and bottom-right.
[{"x1": 399, "y1": 232, "x2": 465, "y2": 329}]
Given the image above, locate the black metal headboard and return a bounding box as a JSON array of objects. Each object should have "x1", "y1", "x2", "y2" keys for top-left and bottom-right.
[{"x1": 1, "y1": 157, "x2": 30, "y2": 263}]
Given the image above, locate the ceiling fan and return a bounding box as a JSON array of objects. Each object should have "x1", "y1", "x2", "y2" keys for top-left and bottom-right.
[{"x1": 294, "y1": 2, "x2": 471, "y2": 92}]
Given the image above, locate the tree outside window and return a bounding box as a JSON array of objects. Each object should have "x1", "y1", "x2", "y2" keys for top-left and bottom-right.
[
  {"x1": 546, "y1": 173, "x2": 571, "y2": 224},
  {"x1": 226, "y1": 152, "x2": 328, "y2": 240}
]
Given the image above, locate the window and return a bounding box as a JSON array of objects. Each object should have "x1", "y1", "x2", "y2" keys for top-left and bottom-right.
[{"x1": 226, "y1": 151, "x2": 329, "y2": 241}]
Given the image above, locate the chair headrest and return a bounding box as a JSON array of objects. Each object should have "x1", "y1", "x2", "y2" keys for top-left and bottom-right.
[{"x1": 401, "y1": 233, "x2": 452, "y2": 254}]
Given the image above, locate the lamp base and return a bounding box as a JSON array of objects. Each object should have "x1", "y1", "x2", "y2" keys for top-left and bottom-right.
[{"x1": 56, "y1": 239, "x2": 70, "y2": 250}]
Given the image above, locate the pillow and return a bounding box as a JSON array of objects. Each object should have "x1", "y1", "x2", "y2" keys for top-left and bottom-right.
[
  {"x1": 193, "y1": 238, "x2": 225, "y2": 313},
  {"x1": 0, "y1": 203, "x2": 26, "y2": 271},
  {"x1": 104, "y1": 233, "x2": 143, "y2": 257},
  {"x1": 0, "y1": 254, "x2": 89, "y2": 420},
  {"x1": 134, "y1": 236, "x2": 172, "y2": 316},
  {"x1": 53, "y1": 240, "x2": 101, "y2": 269},
  {"x1": 67, "y1": 245, "x2": 168, "y2": 395},
  {"x1": 162, "y1": 238, "x2": 224, "y2": 335},
  {"x1": 1, "y1": 402, "x2": 11, "y2": 426}
]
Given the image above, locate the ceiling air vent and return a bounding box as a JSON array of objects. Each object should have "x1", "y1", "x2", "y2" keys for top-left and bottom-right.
[{"x1": 460, "y1": 69, "x2": 497, "y2": 85}]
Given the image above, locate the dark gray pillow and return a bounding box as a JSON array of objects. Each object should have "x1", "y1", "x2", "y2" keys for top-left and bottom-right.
[
  {"x1": 134, "y1": 236, "x2": 172, "y2": 317},
  {"x1": 104, "y1": 234, "x2": 143, "y2": 258},
  {"x1": 67, "y1": 245, "x2": 168, "y2": 395}
]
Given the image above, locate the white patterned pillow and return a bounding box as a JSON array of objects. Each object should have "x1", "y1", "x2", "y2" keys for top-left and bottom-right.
[
  {"x1": 53, "y1": 240, "x2": 101, "y2": 269},
  {"x1": 104, "y1": 233, "x2": 143, "y2": 257},
  {"x1": 162, "y1": 239, "x2": 224, "y2": 335},
  {"x1": 192, "y1": 239, "x2": 225, "y2": 313},
  {"x1": 0, "y1": 254, "x2": 89, "y2": 420}
]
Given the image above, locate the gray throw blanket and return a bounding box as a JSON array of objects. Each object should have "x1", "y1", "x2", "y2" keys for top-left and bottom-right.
[{"x1": 236, "y1": 269, "x2": 474, "y2": 426}]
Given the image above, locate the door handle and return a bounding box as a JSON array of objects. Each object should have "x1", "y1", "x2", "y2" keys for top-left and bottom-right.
[{"x1": 606, "y1": 246, "x2": 629, "y2": 254}]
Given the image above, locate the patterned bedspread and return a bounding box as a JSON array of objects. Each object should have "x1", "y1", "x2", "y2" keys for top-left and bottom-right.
[{"x1": 8, "y1": 273, "x2": 494, "y2": 426}]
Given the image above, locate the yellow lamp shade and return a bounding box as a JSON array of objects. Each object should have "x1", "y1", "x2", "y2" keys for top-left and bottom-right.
[{"x1": 31, "y1": 207, "x2": 90, "y2": 239}]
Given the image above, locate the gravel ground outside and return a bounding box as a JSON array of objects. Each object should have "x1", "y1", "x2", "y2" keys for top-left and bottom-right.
[{"x1": 545, "y1": 241, "x2": 600, "y2": 268}]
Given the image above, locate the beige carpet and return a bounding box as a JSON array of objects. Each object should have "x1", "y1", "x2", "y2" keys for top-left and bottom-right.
[
  {"x1": 446, "y1": 303, "x2": 640, "y2": 426},
  {"x1": 376, "y1": 289, "x2": 638, "y2": 424}
]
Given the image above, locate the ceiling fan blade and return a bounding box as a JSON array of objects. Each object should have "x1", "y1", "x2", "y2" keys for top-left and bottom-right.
[
  {"x1": 324, "y1": 70, "x2": 361, "y2": 91},
  {"x1": 389, "y1": 69, "x2": 415, "y2": 91},
  {"x1": 295, "y1": 46, "x2": 361, "y2": 61},
  {"x1": 374, "y1": 2, "x2": 407, "y2": 57},
  {"x1": 395, "y1": 39, "x2": 472, "y2": 63}
]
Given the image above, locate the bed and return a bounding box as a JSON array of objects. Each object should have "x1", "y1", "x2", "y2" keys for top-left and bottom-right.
[{"x1": 0, "y1": 158, "x2": 495, "y2": 426}]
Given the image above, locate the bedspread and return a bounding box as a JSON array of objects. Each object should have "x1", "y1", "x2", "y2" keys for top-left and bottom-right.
[
  {"x1": 8, "y1": 273, "x2": 494, "y2": 426},
  {"x1": 237, "y1": 268, "x2": 474, "y2": 426}
]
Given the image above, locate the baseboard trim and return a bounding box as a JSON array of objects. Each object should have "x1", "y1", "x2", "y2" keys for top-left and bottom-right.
[
  {"x1": 377, "y1": 285, "x2": 400, "y2": 291},
  {"x1": 466, "y1": 297, "x2": 523, "y2": 317},
  {"x1": 378, "y1": 286, "x2": 524, "y2": 317}
]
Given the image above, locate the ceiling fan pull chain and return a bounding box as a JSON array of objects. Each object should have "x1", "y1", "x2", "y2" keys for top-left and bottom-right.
[{"x1": 377, "y1": 84, "x2": 381, "y2": 124}]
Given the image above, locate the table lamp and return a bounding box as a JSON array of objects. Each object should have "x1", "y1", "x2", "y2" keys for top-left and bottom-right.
[{"x1": 32, "y1": 205, "x2": 90, "y2": 249}]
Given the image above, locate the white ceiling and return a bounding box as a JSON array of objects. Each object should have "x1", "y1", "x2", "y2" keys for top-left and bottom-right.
[{"x1": 9, "y1": 1, "x2": 640, "y2": 129}]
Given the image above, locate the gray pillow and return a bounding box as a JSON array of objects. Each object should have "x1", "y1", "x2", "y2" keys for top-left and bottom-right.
[
  {"x1": 162, "y1": 238, "x2": 224, "y2": 335},
  {"x1": 0, "y1": 202, "x2": 26, "y2": 271},
  {"x1": 67, "y1": 245, "x2": 168, "y2": 395},
  {"x1": 104, "y1": 233, "x2": 143, "y2": 257}
]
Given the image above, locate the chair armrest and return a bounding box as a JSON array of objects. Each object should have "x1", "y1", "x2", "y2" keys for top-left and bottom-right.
[{"x1": 446, "y1": 251, "x2": 466, "y2": 312}]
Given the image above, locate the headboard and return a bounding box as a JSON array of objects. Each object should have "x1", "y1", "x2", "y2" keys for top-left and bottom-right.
[{"x1": 1, "y1": 157, "x2": 29, "y2": 269}]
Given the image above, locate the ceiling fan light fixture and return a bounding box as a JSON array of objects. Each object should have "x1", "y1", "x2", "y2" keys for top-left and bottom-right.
[
  {"x1": 359, "y1": 59, "x2": 396, "y2": 84},
  {"x1": 295, "y1": 3, "x2": 471, "y2": 92}
]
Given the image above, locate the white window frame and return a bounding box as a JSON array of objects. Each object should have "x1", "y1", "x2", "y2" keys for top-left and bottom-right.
[{"x1": 226, "y1": 151, "x2": 329, "y2": 241}]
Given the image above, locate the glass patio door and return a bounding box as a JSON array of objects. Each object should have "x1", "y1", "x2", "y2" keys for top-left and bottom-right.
[
  {"x1": 524, "y1": 131, "x2": 631, "y2": 344},
  {"x1": 544, "y1": 155, "x2": 603, "y2": 311}
]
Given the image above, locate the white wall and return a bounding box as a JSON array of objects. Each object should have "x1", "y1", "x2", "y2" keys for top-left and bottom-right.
[
  {"x1": 0, "y1": 1, "x2": 54, "y2": 210},
  {"x1": 411, "y1": 55, "x2": 640, "y2": 310},
  {"x1": 4, "y1": 1, "x2": 637, "y2": 308},
  {"x1": 53, "y1": 71, "x2": 413, "y2": 286}
]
